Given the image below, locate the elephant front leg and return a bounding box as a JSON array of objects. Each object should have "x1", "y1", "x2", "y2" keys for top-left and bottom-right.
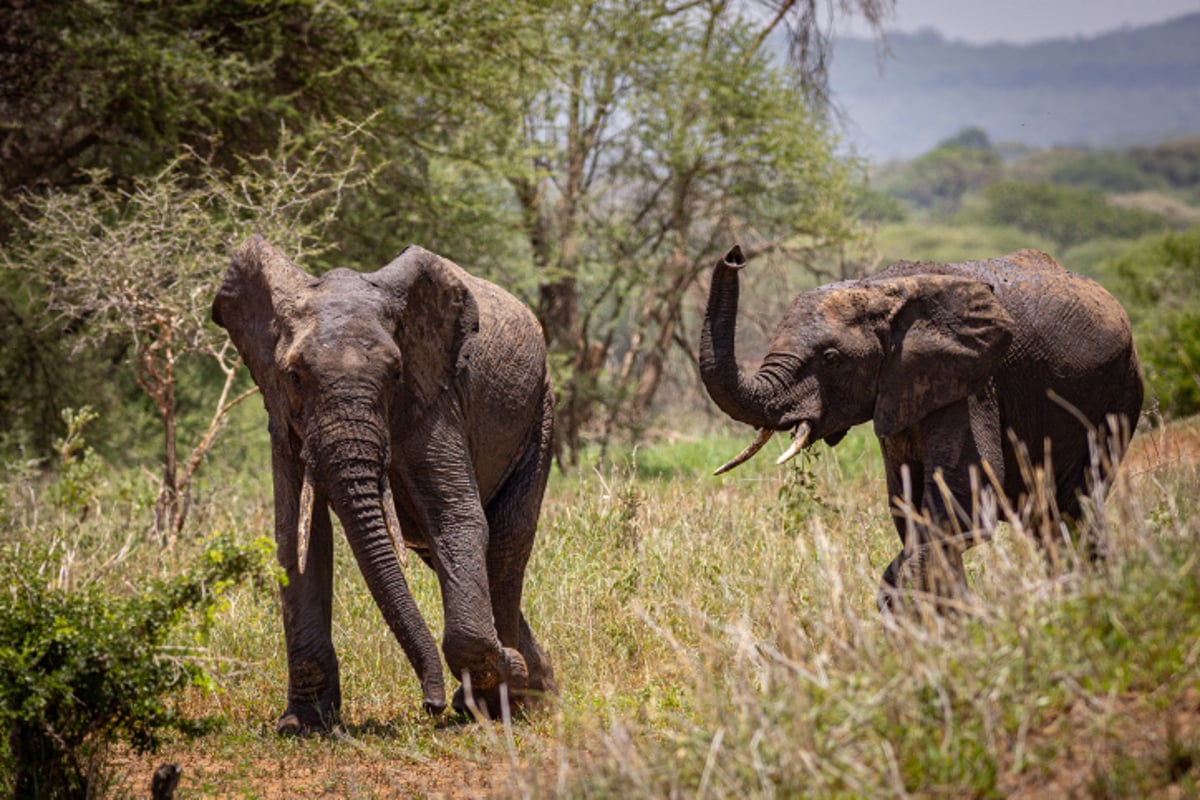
[
  {"x1": 878, "y1": 537, "x2": 969, "y2": 616},
  {"x1": 876, "y1": 415, "x2": 981, "y2": 615},
  {"x1": 480, "y1": 404, "x2": 557, "y2": 713},
  {"x1": 435, "y1": 544, "x2": 530, "y2": 718},
  {"x1": 425, "y1": 504, "x2": 529, "y2": 718},
  {"x1": 277, "y1": 499, "x2": 341, "y2": 734}
]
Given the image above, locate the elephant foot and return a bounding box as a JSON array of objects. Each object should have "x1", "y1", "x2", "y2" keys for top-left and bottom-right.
[
  {"x1": 451, "y1": 647, "x2": 532, "y2": 720},
  {"x1": 275, "y1": 703, "x2": 340, "y2": 736},
  {"x1": 452, "y1": 681, "x2": 547, "y2": 720},
  {"x1": 878, "y1": 546, "x2": 972, "y2": 620}
]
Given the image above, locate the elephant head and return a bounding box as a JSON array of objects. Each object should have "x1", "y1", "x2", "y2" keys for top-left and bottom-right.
[
  {"x1": 211, "y1": 235, "x2": 481, "y2": 724},
  {"x1": 699, "y1": 245, "x2": 1016, "y2": 473}
]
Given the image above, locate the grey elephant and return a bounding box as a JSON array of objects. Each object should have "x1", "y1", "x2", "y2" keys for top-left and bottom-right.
[
  {"x1": 700, "y1": 245, "x2": 1143, "y2": 610},
  {"x1": 212, "y1": 236, "x2": 556, "y2": 732}
]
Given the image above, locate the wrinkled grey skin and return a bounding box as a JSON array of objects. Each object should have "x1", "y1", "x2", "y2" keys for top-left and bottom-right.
[
  {"x1": 701, "y1": 245, "x2": 1143, "y2": 611},
  {"x1": 213, "y1": 236, "x2": 556, "y2": 732}
]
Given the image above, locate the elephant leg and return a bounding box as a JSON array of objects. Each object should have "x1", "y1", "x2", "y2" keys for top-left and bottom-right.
[
  {"x1": 878, "y1": 401, "x2": 992, "y2": 615},
  {"x1": 413, "y1": 479, "x2": 527, "y2": 717},
  {"x1": 278, "y1": 500, "x2": 341, "y2": 734},
  {"x1": 878, "y1": 435, "x2": 929, "y2": 612},
  {"x1": 460, "y1": 399, "x2": 556, "y2": 718}
]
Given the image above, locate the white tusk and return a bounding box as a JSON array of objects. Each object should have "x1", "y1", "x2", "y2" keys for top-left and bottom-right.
[
  {"x1": 713, "y1": 428, "x2": 775, "y2": 475},
  {"x1": 775, "y1": 422, "x2": 812, "y2": 466},
  {"x1": 381, "y1": 479, "x2": 409, "y2": 569},
  {"x1": 297, "y1": 463, "x2": 316, "y2": 575}
]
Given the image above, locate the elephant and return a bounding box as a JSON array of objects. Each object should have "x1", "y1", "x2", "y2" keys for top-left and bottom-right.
[
  {"x1": 212, "y1": 235, "x2": 556, "y2": 732},
  {"x1": 699, "y1": 245, "x2": 1143, "y2": 611}
]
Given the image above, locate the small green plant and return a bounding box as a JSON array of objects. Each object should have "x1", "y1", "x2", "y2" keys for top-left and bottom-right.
[
  {"x1": 776, "y1": 446, "x2": 830, "y2": 528},
  {"x1": 0, "y1": 531, "x2": 278, "y2": 799}
]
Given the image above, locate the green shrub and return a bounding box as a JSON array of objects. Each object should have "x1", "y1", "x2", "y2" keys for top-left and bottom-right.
[
  {"x1": 0, "y1": 533, "x2": 277, "y2": 799},
  {"x1": 882, "y1": 143, "x2": 1003, "y2": 213},
  {"x1": 979, "y1": 180, "x2": 1170, "y2": 250},
  {"x1": 1112, "y1": 226, "x2": 1200, "y2": 418},
  {"x1": 0, "y1": 417, "x2": 279, "y2": 800}
]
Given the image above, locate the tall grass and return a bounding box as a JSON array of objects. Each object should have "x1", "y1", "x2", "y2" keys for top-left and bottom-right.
[{"x1": 11, "y1": 419, "x2": 1198, "y2": 797}]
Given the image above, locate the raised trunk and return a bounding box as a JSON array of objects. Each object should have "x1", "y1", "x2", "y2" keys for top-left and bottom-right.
[{"x1": 699, "y1": 246, "x2": 792, "y2": 429}]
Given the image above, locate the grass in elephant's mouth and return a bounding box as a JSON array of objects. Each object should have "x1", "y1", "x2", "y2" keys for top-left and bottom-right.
[{"x1": 63, "y1": 421, "x2": 1200, "y2": 797}]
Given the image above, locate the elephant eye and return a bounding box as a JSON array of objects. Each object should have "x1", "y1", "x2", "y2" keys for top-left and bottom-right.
[
  {"x1": 287, "y1": 370, "x2": 301, "y2": 389},
  {"x1": 823, "y1": 347, "x2": 841, "y2": 363}
]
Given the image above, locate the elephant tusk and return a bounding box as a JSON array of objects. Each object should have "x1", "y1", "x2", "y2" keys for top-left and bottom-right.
[
  {"x1": 297, "y1": 463, "x2": 316, "y2": 575},
  {"x1": 775, "y1": 422, "x2": 812, "y2": 466},
  {"x1": 714, "y1": 428, "x2": 775, "y2": 475},
  {"x1": 381, "y1": 479, "x2": 409, "y2": 570}
]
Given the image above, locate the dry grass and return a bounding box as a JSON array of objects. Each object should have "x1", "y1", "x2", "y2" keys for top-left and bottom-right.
[{"x1": 13, "y1": 418, "x2": 1200, "y2": 798}]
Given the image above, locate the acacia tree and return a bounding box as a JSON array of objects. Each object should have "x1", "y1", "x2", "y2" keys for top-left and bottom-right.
[
  {"x1": 6, "y1": 130, "x2": 367, "y2": 539},
  {"x1": 486, "y1": 0, "x2": 881, "y2": 462}
]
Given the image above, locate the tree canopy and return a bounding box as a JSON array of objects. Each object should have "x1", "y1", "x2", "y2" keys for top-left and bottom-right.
[{"x1": 1, "y1": 0, "x2": 888, "y2": 471}]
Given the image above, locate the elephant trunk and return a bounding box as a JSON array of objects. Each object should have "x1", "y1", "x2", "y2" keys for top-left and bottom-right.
[
  {"x1": 309, "y1": 407, "x2": 447, "y2": 714},
  {"x1": 699, "y1": 246, "x2": 796, "y2": 430}
]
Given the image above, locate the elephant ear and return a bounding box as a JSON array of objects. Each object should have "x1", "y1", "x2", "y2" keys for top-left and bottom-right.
[
  {"x1": 368, "y1": 246, "x2": 480, "y2": 408},
  {"x1": 873, "y1": 275, "x2": 1015, "y2": 438},
  {"x1": 211, "y1": 235, "x2": 310, "y2": 414}
]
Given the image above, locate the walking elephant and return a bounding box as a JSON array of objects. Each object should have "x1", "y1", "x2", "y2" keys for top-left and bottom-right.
[
  {"x1": 700, "y1": 245, "x2": 1143, "y2": 611},
  {"x1": 212, "y1": 235, "x2": 556, "y2": 733}
]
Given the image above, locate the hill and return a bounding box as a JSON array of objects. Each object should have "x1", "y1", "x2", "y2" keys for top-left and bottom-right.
[{"x1": 830, "y1": 12, "x2": 1200, "y2": 161}]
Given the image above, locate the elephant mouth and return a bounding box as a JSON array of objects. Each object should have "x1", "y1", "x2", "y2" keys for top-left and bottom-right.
[
  {"x1": 294, "y1": 458, "x2": 409, "y2": 575},
  {"x1": 713, "y1": 421, "x2": 812, "y2": 476}
]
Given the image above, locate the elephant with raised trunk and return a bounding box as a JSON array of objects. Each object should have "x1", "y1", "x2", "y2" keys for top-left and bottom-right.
[
  {"x1": 213, "y1": 236, "x2": 556, "y2": 732},
  {"x1": 700, "y1": 245, "x2": 1143, "y2": 610}
]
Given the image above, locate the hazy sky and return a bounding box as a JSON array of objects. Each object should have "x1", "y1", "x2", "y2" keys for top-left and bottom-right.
[{"x1": 837, "y1": 0, "x2": 1200, "y2": 43}]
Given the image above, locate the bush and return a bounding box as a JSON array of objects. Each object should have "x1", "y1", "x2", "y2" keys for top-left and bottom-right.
[
  {"x1": 1111, "y1": 226, "x2": 1200, "y2": 418},
  {"x1": 883, "y1": 142, "x2": 1002, "y2": 213},
  {"x1": 0, "y1": 419, "x2": 279, "y2": 799},
  {"x1": 0, "y1": 533, "x2": 277, "y2": 799},
  {"x1": 979, "y1": 180, "x2": 1170, "y2": 250}
]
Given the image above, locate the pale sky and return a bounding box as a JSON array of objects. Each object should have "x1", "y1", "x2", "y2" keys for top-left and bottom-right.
[{"x1": 837, "y1": 0, "x2": 1200, "y2": 43}]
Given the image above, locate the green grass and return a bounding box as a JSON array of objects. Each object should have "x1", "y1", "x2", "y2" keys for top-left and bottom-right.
[{"x1": 5, "y1": 420, "x2": 1200, "y2": 798}]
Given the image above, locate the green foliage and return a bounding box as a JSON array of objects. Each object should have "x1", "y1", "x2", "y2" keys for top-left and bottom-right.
[
  {"x1": 0, "y1": 410, "x2": 280, "y2": 798},
  {"x1": 871, "y1": 221, "x2": 1056, "y2": 266},
  {"x1": 1, "y1": 0, "x2": 373, "y2": 200},
  {"x1": 0, "y1": 534, "x2": 277, "y2": 798},
  {"x1": 851, "y1": 185, "x2": 908, "y2": 223},
  {"x1": 882, "y1": 140, "x2": 1002, "y2": 213},
  {"x1": 978, "y1": 180, "x2": 1171, "y2": 250},
  {"x1": 1129, "y1": 136, "x2": 1200, "y2": 199},
  {"x1": 1111, "y1": 226, "x2": 1200, "y2": 417},
  {"x1": 1011, "y1": 148, "x2": 1167, "y2": 194},
  {"x1": 0, "y1": 448, "x2": 278, "y2": 800}
]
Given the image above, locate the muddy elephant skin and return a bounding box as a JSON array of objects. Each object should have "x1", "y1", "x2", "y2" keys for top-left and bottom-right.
[
  {"x1": 700, "y1": 245, "x2": 1143, "y2": 610},
  {"x1": 212, "y1": 236, "x2": 556, "y2": 732}
]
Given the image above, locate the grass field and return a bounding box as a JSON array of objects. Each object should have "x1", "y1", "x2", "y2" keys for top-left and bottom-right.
[{"x1": 8, "y1": 415, "x2": 1200, "y2": 798}]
